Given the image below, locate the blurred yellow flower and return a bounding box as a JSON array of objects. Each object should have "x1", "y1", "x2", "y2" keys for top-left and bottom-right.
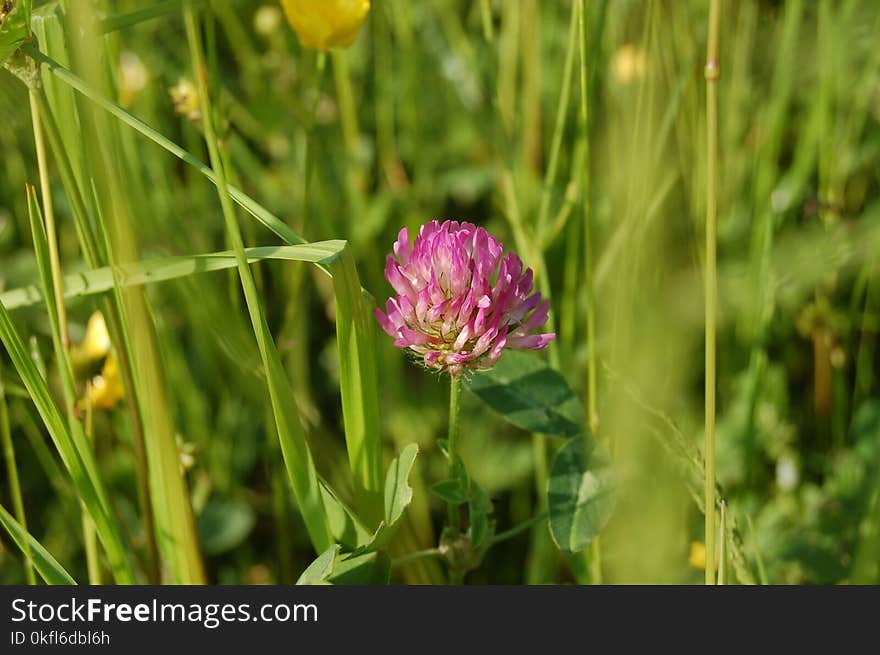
[
  {"x1": 71, "y1": 311, "x2": 111, "y2": 369},
  {"x1": 254, "y1": 5, "x2": 283, "y2": 37},
  {"x1": 169, "y1": 78, "x2": 201, "y2": 123},
  {"x1": 279, "y1": 0, "x2": 370, "y2": 51},
  {"x1": 611, "y1": 44, "x2": 647, "y2": 84},
  {"x1": 118, "y1": 51, "x2": 149, "y2": 108},
  {"x1": 689, "y1": 541, "x2": 707, "y2": 570},
  {"x1": 81, "y1": 354, "x2": 125, "y2": 412}
]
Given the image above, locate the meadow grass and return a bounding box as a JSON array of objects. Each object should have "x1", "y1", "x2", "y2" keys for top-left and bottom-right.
[{"x1": 0, "y1": 0, "x2": 878, "y2": 585}]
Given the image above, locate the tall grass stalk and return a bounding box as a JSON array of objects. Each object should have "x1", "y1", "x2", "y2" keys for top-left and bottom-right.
[
  {"x1": 0, "y1": 196, "x2": 134, "y2": 582},
  {"x1": 0, "y1": 364, "x2": 35, "y2": 584},
  {"x1": 535, "y1": 2, "x2": 578, "y2": 242},
  {"x1": 62, "y1": 0, "x2": 204, "y2": 583},
  {"x1": 29, "y1": 86, "x2": 106, "y2": 585},
  {"x1": 30, "y1": 70, "x2": 161, "y2": 584},
  {"x1": 81, "y1": 388, "x2": 101, "y2": 585},
  {"x1": 578, "y1": 0, "x2": 598, "y2": 436},
  {"x1": 27, "y1": 91, "x2": 69, "y2": 350},
  {"x1": 26, "y1": 183, "x2": 111, "y2": 577},
  {"x1": 718, "y1": 499, "x2": 727, "y2": 585},
  {"x1": 183, "y1": 1, "x2": 332, "y2": 552},
  {"x1": 703, "y1": 0, "x2": 721, "y2": 586}
]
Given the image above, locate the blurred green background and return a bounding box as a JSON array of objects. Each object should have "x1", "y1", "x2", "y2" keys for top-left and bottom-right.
[{"x1": 1, "y1": 0, "x2": 879, "y2": 584}]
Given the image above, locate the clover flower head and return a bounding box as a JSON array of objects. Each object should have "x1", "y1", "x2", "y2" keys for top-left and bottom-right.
[{"x1": 375, "y1": 220, "x2": 555, "y2": 376}]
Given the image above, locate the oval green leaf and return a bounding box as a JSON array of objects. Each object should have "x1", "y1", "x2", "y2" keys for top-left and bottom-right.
[
  {"x1": 197, "y1": 498, "x2": 256, "y2": 556},
  {"x1": 548, "y1": 437, "x2": 615, "y2": 553},
  {"x1": 466, "y1": 351, "x2": 584, "y2": 437}
]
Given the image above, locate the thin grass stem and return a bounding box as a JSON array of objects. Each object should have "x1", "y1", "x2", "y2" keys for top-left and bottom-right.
[
  {"x1": 0, "y1": 365, "x2": 35, "y2": 584},
  {"x1": 82, "y1": 385, "x2": 101, "y2": 585},
  {"x1": 703, "y1": 0, "x2": 721, "y2": 586}
]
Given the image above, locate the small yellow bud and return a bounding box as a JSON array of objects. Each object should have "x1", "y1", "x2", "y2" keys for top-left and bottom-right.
[
  {"x1": 689, "y1": 541, "x2": 707, "y2": 570},
  {"x1": 279, "y1": 0, "x2": 370, "y2": 51}
]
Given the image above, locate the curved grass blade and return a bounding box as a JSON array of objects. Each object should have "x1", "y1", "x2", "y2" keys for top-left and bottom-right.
[
  {"x1": 183, "y1": 3, "x2": 331, "y2": 553},
  {"x1": 9, "y1": 188, "x2": 135, "y2": 583},
  {"x1": 0, "y1": 504, "x2": 76, "y2": 585},
  {"x1": 0, "y1": 241, "x2": 347, "y2": 311},
  {"x1": 25, "y1": 47, "x2": 306, "y2": 250}
]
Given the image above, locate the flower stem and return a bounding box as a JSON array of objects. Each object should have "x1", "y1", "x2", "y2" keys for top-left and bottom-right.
[
  {"x1": 704, "y1": 0, "x2": 721, "y2": 586},
  {"x1": 446, "y1": 374, "x2": 462, "y2": 534},
  {"x1": 491, "y1": 511, "x2": 549, "y2": 546},
  {"x1": 391, "y1": 548, "x2": 443, "y2": 570}
]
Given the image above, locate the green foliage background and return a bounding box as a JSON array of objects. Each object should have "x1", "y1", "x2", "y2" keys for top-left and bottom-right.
[{"x1": 0, "y1": 0, "x2": 879, "y2": 584}]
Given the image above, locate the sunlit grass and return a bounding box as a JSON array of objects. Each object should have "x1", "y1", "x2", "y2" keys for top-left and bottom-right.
[{"x1": 0, "y1": 0, "x2": 878, "y2": 585}]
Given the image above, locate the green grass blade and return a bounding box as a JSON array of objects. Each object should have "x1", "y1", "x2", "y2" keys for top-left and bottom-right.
[
  {"x1": 183, "y1": 2, "x2": 332, "y2": 553},
  {"x1": 0, "y1": 362, "x2": 35, "y2": 584},
  {"x1": 0, "y1": 242, "x2": 347, "y2": 311},
  {"x1": 331, "y1": 251, "x2": 384, "y2": 528},
  {"x1": 0, "y1": 504, "x2": 76, "y2": 585},
  {"x1": 0, "y1": 300, "x2": 134, "y2": 582},
  {"x1": 25, "y1": 47, "x2": 305, "y2": 249},
  {"x1": 22, "y1": 184, "x2": 135, "y2": 583},
  {"x1": 98, "y1": 0, "x2": 206, "y2": 34}
]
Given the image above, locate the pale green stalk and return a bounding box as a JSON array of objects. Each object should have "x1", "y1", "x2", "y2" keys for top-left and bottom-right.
[
  {"x1": 81, "y1": 386, "x2": 100, "y2": 585},
  {"x1": 578, "y1": 0, "x2": 601, "y2": 585},
  {"x1": 479, "y1": 0, "x2": 494, "y2": 43},
  {"x1": 536, "y1": 2, "x2": 578, "y2": 241},
  {"x1": 28, "y1": 91, "x2": 69, "y2": 350},
  {"x1": 704, "y1": 0, "x2": 721, "y2": 586},
  {"x1": 578, "y1": 0, "x2": 598, "y2": 436},
  {"x1": 446, "y1": 375, "x2": 462, "y2": 535},
  {"x1": 718, "y1": 500, "x2": 728, "y2": 585},
  {"x1": 32, "y1": 83, "x2": 161, "y2": 584},
  {"x1": 29, "y1": 86, "x2": 106, "y2": 586},
  {"x1": 0, "y1": 365, "x2": 35, "y2": 584}
]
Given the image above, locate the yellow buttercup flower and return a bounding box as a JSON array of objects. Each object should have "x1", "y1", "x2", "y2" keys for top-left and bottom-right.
[
  {"x1": 80, "y1": 354, "x2": 125, "y2": 412},
  {"x1": 279, "y1": 0, "x2": 370, "y2": 51},
  {"x1": 77, "y1": 312, "x2": 111, "y2": 361},
  {"x1": 70, "y1": 312, "x2": 125, "y2": 412}
]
